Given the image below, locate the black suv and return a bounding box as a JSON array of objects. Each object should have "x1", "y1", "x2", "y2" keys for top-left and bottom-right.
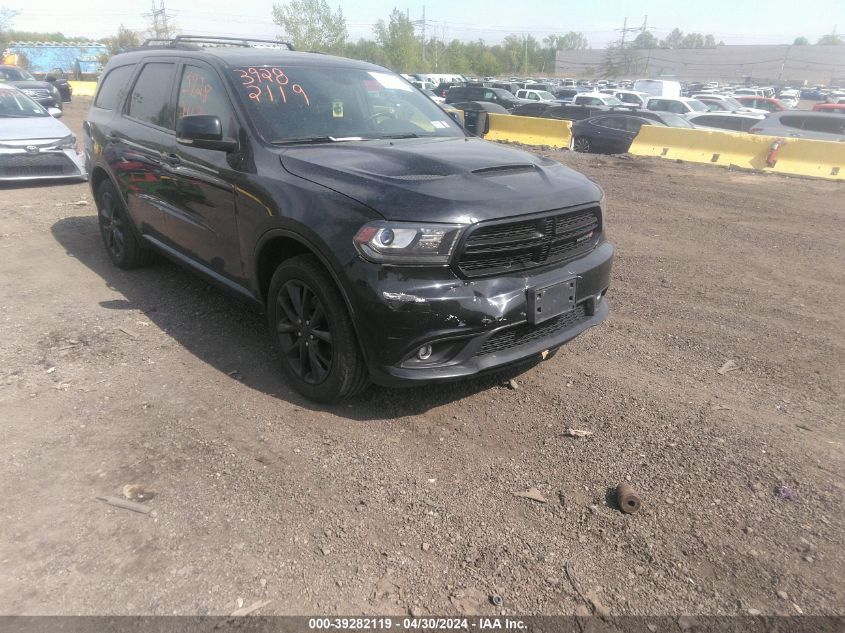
[
  {"x1": 0, "y1": 64, "x2": 64, "y2": 110},
  {"x1": 445, "y1": 85, "x2": 520, "y2": 111},
  {"x1": 84, "y1": 36, "x2": 614, "y2": 402}
]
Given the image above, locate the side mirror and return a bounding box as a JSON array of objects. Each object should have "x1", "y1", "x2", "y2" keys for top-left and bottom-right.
[
  {"x1": 176, "y1": 115, "x2": 237, "y2": 152},
  {"x1": 47, "y1": 107, "x2": 63, "y2": 118},
  {"x1": 45, "y1": 75, "x2": 57, "y2": 83}
]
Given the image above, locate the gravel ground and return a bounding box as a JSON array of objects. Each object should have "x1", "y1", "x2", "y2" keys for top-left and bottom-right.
[{"x1": 0, "y1": 98, "x2": 843, "y2": 617}]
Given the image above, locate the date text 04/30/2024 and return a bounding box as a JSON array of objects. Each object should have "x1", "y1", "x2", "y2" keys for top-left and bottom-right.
[{"x1": 307, "y1": 618, "x2": 527, "y2": 630}]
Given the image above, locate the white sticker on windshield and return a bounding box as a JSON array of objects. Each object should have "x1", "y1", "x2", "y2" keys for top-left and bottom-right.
[
  {"x1": 431, "y1": 121, "x2": 449, "y2": 128},
  {"x1": 368, "y1": 72, "x2": 413, "y2": 92}
]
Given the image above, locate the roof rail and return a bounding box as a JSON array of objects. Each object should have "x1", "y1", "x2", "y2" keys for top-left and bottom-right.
[{"x1": 140, "y1": 35, "x2": 295, "y2": 51}]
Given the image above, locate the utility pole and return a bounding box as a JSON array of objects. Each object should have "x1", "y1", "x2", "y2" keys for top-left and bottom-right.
[
  {"x1": 411, "y1": 5, "x2": 428, "y2": 66},
  {"x1": 524, "y1": 34, "x2": 528, "y2": 75},
  {"x1": 143, "y1": 0, "x2": 173, "y2": 39},
  {"x1": 615, "y1": 16, "x2": 644, "y2": 47}
]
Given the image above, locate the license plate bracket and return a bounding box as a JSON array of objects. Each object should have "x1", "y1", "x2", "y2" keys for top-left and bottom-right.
[{"x1": 527, "y1": 278, "x2": 577, "y2": 325}]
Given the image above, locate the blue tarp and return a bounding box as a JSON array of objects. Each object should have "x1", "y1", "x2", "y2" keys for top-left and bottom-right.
[{"x1": 6, "y1": 42, "x2": 108, "y2": 75}]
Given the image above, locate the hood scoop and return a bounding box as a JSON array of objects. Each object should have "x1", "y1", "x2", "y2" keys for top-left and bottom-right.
[{"x1": 471, "y1": 163, "x2": 537, "y2": 176}]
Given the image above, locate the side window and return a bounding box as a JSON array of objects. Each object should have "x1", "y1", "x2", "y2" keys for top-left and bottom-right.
[
  {"x1": 94, "y1": 65, "x2": 136, "y2": 110},
  {"x1": 484, "y1": 90, "x2": 494, "y2": 100},
  {"x1": 596, "y1": 117, "x2": 622, "y2": 130},
  {"x1": 128, "y1": 62, "x2": 177, "y2": 129},
  {"x1": 802, "y1": 116, "x2": 845, "y2": 134},
  {"x1": 177, "y1": 65, "x2": 234, "y2": 137},
  {"x1": 670, "y1": 102, "x2": 686, "y2": 114},
  {"x1": 626, "y1": 119, "x2": 646, "y2": 133},
  {"x1": 780, "y1": 115, "x2": 804, "y2": 130}
]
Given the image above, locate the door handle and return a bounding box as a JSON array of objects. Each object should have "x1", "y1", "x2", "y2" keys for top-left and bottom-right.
[{"x1": 163, "y1": 153, "x2": 182, "y2": 167}]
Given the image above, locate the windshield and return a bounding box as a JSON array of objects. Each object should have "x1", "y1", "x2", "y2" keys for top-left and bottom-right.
[
  {"x1": 0, "y1": 89, "x2": 49, "y2": 117},
  {"x1": 536, "y1": 91, "x2": 555, "y2": 100},
  {"x1": 0, "y1": 67, "x2": 35, "y2": 81},
  {"x1": 604, "y1": 96, "x2": 623, "y2": 105},
  {"x1": 725, "y1": 97, "x2": 743, "y2": 109},
  {"x1": 660, "y1": 113, "x2": 694, "y2": 128},
  {"x1": 688, "y1": 100, "x2": 708, "y2": 112},
  {"x1": 229, "y1": 65, "x2": 465, "y2": 143}
]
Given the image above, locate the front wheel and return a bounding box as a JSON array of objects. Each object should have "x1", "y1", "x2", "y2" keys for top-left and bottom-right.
[
  {"x1": 573, "y1": 136, "x2": 592, "y2": 153},
  {"x1": 267, "y1": 255, "x2": 370, "y2": 402}
]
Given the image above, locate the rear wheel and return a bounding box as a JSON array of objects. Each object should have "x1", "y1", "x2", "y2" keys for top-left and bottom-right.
[
  {"x1": 573, "y1": 136, "x2": 592, "y2": 153},
  {"x1": 96, "y1": 179, "x2": 153, "y2": 269},
  {"x1": 267, "y1": 255, "x2": 370, "y2": 402}
]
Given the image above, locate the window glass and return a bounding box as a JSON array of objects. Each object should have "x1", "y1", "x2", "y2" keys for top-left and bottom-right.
[
  {"x1": 177, "y1": 65, "x2": 235, "y2": 137},
  {"x1": 596, "y1": 116, "x2": 624, "y2": 130},
  {"x1": 95, "y1": 64, "x2": 136, "y2": 110},
  {"x1": 128, "y1": 62, "x2": 177, "y2": 129},
  {"x1": 801, "y1": 116, "x2": 845, "y2": 134},
  {"x1": 230, "y1": 65, "x2": 463, "y2": 142}
]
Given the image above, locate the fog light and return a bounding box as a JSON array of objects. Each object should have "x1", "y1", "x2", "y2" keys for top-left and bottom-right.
[
  {"x1": 596, "y1": 293, "x2": 602, "y2": 303},
  {"x1": 417, "y1": 344, "x2": 433, "y2": 360}
]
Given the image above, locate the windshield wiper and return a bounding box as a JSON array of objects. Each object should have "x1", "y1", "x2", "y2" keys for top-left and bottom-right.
[
  {"x1": 367, "y1": 133, "x2": 421, "y2": 140},
  {"x1": 270, "y1": 136, "x2": 364, "y2": 145}
]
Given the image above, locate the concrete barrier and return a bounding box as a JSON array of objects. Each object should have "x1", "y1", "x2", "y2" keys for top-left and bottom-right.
[
  {"x1": 69, "y1": 81, "x2": 98, "y2": 97},
  {"x1": 768, "y1": 137, "x2": 844, "y2": 180},
  {"x1": 485, "y1": 113, "x2": 572, "y2": 148},
  {"x1": 629, "y1": 125, "x2": 844, "y2": 181}
]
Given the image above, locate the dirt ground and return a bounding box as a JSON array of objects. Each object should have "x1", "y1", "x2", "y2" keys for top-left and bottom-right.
[{"x1": 1, "y1": 98, "x2": 843, "y2": 617}]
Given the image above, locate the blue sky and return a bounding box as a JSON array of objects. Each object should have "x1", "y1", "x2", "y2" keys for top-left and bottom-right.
[{"x1": 6, "y1": 0, "x2": 843, "y2": 46}]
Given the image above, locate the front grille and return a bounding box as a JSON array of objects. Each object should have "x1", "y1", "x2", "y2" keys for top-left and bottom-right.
[
  {"x1": 21, "y1": 88, "x2": 51, "y2": 99},
  {"x1": 0, "y1": 153, "x2": 78, "y2": 178},
  {"x1": 456, "y1": 207, "x2": 601, "y2": 277},
  {"x1": 476, "y1": 304, "x2": 588, "y2": 356}
]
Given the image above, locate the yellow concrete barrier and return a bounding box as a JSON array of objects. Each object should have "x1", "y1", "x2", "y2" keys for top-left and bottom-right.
[
  {"x1": 768, "y1": 137, "x2": 845, "y2": 180},
  {"x1": 485, "y1": 113, "x2": 572, "y2": 148},
  {"x1": 69, "y1": 81, "x2": 98, "y2": 97},
  {"x1": 629, "y1": 125, "x2": 844, "y2": 181}
]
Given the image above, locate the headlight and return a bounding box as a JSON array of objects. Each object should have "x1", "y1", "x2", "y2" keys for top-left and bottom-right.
[
  {"x1": 353, "y1": 221, "x2": 463, "y2": 265},
  {"x1": 56, "y1": 134, "x2": 77, "y2": 149}
]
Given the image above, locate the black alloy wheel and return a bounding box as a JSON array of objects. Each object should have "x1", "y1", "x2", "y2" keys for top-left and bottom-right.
[{"x1": 275, "y1": 280, "x2": 333, "y2": 385}]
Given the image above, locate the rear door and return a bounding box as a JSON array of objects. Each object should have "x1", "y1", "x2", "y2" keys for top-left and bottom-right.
[{"x1": 117, "y1": 60, "x2": 179, "y2": 240}]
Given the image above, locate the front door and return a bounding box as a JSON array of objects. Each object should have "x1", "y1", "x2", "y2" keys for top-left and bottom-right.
[{"x1": 164, "y1": 62, "x2": 242, "y2": 282}]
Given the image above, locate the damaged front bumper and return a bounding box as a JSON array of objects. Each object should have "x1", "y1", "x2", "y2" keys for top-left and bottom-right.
[
  {"x1": 348, "y1": 240, "x2": 614, "y2": 386},
  {"x1": 0, "y1": 143, "x2": 87, "y2": 182}
]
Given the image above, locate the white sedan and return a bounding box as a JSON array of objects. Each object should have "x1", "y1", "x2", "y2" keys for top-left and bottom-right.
[{"x1": 0, "y1": 83, "x2": 86, "y2": 181}]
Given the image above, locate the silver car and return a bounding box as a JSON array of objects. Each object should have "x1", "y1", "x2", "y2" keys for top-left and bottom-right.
[
  {"x1": 0, "y1": 83, "x2": 86, "y2": 181},
  {"x1": 748, "y1": 111, "x2": 845, "y2": 142}
]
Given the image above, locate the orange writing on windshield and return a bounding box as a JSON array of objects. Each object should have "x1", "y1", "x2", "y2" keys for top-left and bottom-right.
[{"x1": 235, "y1": 67, "x2": 310, "y2": 106}]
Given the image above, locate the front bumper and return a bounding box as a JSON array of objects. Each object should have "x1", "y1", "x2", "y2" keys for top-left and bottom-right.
[
  {"x1": 0, "y1": 147, "x2": 87, "y2": 181},
  {"x1": 348, "y1": 240, "x2": 614, "y2": 387}
]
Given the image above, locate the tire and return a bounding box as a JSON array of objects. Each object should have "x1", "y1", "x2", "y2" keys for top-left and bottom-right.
[
  {"x1": 573, "y1": 136, "x2": 592, "y2": 153},
  {"x1": 267, "y1": 255, "x2": 370, "y2": 402},
  {"x1": 96, "y1": 179, "x2": 153, "y2": 269}
]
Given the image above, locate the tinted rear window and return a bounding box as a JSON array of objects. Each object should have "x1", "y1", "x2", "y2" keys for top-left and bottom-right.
[
  {"x1": 128, "y1": 62, "x2": 177, "y2": 129},
  {"x1": 95, "y1": 64, "x2": 136, "y2": 110}
]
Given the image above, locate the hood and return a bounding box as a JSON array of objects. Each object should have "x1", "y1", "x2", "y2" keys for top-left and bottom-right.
[
  {"x1": 278, "y1": 137, "x2": 601, "y2": 223},
  {"x1": 0, "y1": 115, "x2": 72, "y2": 143},
  {"x1": 7, "y1": 80, "x2": 56, "y2": 91}
]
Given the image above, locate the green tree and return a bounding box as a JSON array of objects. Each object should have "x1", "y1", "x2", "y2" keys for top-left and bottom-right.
[
  {"x1": 816, "y1": 33, "x2": 844, "y2": 45},
  {"x1": 344, "y1": 38, "x2": 388, "y2": 66},
  {"x1": 97, "y1": 25, "x2": 141, "y2": 65},
  {"x1": 660, "y1": 28, "x2": 684, "y2": 48},
  {"x1": 631, "y1": 31, "x2": 658, "y2": 49},
  {"x1": 704, "y1": 34, "x2": 716, "y2": 47},
  {"x1": 272, "y1": 0, "x2": 347, "y2": 54},
  {"x1": 373, "y1": 9, "x2": 419, "y2": 72},
  {"x1": 792, "y1": 36, "x2": 809, "y2": 45},
  {"x1": 680, "y1": 32, "x2": 705, "y2": 48}
]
